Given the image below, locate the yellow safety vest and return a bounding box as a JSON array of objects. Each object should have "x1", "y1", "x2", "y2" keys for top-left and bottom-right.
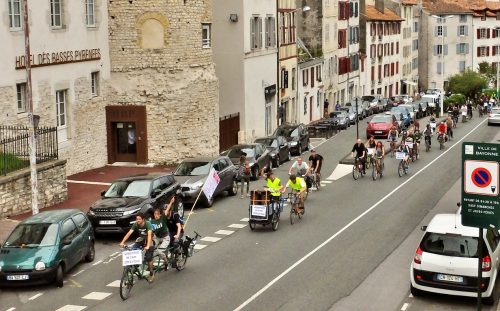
[
  {"x1": 267, "y1": 177, "x2": 281, "y2": 196},
  {"x1": 288, "y1": 177, "x2": 305, "y2": 191}
]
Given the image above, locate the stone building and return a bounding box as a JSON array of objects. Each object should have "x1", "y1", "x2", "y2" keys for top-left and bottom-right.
[
  {"x1": 0, "y1": 0, "x2": 111, "y2": 175},
  {"x1": 106, "y1": 0, "x2": 219, "y2": 166}
]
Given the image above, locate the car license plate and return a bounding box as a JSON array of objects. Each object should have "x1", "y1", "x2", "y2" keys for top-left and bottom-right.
[
  {"x1": 374, "y1": 131, "x2": 382, "y2": 134},
  {"x1": 99, "y1": 220, "x2": 116, "y2": 225},
  {"x1": 437, "y1": 273, "x2": 463, "y2": 283},
  {"x1": 7, "y1": 275, "x2": 29, "y2": 280}
]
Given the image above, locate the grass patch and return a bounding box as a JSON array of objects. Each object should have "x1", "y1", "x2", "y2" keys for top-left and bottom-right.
[{"x1": 0, "y1": 153, "x2": 28, "y2": 175}]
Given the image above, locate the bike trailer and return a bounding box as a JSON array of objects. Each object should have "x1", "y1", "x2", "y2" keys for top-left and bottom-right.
[{"x1": 249, "y1": 190, "x2": 272, "y2": 221}]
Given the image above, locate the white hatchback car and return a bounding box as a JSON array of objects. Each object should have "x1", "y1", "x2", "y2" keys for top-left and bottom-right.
[{"x1": 410, "y1": 214, "x2": 500, "y2": 305}]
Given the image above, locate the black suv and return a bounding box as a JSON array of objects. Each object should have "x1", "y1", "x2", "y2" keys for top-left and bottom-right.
[
  {"x1": 273, "y1": 123, "x2": 309, "y2": 155},
  {"x1": 87, "y1": 173, "x2": 181, "y2": 234}
]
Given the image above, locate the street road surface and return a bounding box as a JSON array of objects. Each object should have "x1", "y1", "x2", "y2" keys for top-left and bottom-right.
[{"x1": 1, "y1": 114, "x2": 499, "y2": 311}]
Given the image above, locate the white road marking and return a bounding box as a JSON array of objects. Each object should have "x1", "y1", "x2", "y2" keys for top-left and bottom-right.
[
  {"x1": 55, "y1": 305, "x2": 87, "y2": 311},
  {"x1": 214, "y1": 229, "x2": 234, "y2": 235},
  {"x1": 234, "y1": 119, "x2": 487, "y2": 311},
  {"x1": 193, "y1": 244, "x2": 207, "y2": 250},
  {"x1": 240, "y1": 218, "x2": 249, "y2": 222},
  {"x1": 109, "y1": 252, "x2": 119, "y2": 257},
  {"x1": 6, "y1": 307, "x2": 15, "y2": 311},
  {"x1": 66, "y1": 180, "x2": 111, "y2": 186},
  {"x1": 72, "y1": 270, "x2": 85, "y2": 277},
  {"x1": 92, "y1": 260, "x2": 103, "y2": 266},
  {"x1": 228, "y1": 223, "x2": 247, "y2": 229},
  {"x1": 82, "y1": 292, "x2": 112, "y2": 300},
  {"x1": 28, "y1": 293, "x2": 43, "y2": 300},
  {"x1": 326, "y1": 164, "x2": 353, "y2": 181},
  {"x1": 106, "y1": 280, "x2": 121, "y2": 288},
  {"x1": 401, "y1": 303, "x2": 409, "y2": 311},
  {"x1": 201, "y1": 236, "x2": 221, "y2": 243},
  {"x1": 409, "y1": 294, "x2": 413, "y2": 298},
  {"x1": 321, "y1": 180, "x2": 332, "y2": 184}
]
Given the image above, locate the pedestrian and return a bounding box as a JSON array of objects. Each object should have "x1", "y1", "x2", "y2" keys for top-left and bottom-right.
[
  {"x1": 278, "y1": 103, "x2": 284, "y2": 126},
  {"x1": 324, "y1": 99, "x2": 330, "y2": 118},
  {"x1": 238, "y1": 155, "x2": 251, "y2": 199},
  {"x1": 335, "y1": 101, "x2": 341, "y2": 111}
]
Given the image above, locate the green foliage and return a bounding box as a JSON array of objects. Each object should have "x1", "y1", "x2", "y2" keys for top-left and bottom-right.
[
  {"x1": 478, "y1": 62, "x2": 495, "y2": 82},
  {"x1": 444, "y1": 94, "x2": 466, "y2": 110},
  {"x1": 448, "y1": 69, "x2": 488, "y2": 100},
  {"x1": 0, "y1": 153, "x2": 27, "y2": 175}
]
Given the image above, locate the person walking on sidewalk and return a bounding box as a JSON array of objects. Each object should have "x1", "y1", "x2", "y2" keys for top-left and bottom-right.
[{"x1": 238, "y1": 155, "x2": 251, "y2": 199}]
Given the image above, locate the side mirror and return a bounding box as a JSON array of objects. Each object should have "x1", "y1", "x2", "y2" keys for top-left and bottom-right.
[
  {"x1": 420, "y1": 226, "x2": 427, "y2": 231},
  {"x1": 101, "y1": 190, "x2": 106, "y2": 197},
  {"x1": 62, "y1": 238, "x2": 72, "y2": 246}
]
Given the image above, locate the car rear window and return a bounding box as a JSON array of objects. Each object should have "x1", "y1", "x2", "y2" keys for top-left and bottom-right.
[{"x1": 420, "y1": 232, "x2": 482, "y2": 258}]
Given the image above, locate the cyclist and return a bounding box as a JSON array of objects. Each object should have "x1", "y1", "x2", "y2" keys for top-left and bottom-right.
[
  {"x1": 445, "y1": 116, "x2": 454, "y2": 139},
  {"x1": 399, "y1": 129, "x2": 409, "y2": 146},
  {"x1": 265, "y1": 171, "x2": 284, "y2": 212},
  {"x1": 120, "y1": 213, "x2": 155, "y2": 282},
  {"x1": 397, "y1": 141, "x2": 411, "y2": 168},
  {"x1": 365, "y1": 136, "x2": 376, "y2": 168},
  {"x1": 164, "y1": 198, "x2": 184, "y2": 269},
  {"x1": 308, "y1": 149, "x2": 323, "y2": 189},
  {"x1": 351, "y1": 139, "x2": 366, "y2": 174},
  {"x1": 374, "y1": 141, "x2": 385, "y2": 175},
  {"x1": 437, "y1": 121, "x2": 448, "y2": 143},
  {"x1": 387, "y1": 126, "x2": 398, "y2": 151},
  {"x1": 150, "y1": 196, "x2": 176, "y2": 264},
  {"x1": 283, "y1": 174, "x2": 307, "y2": 213},
  {"x1": 412, "y1": 128, "x2": 422, "y2": 156},
  {"x1": 423, "y1": 124, "x2": 432, "y2": 149},
  {"x1": 289, "y1": 157, "x2": 311, "y2": 189}
]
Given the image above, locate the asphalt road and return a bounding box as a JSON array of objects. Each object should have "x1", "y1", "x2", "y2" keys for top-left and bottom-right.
[{"x1": 1, "y1": 113, "x2": 499, "y2": 311}]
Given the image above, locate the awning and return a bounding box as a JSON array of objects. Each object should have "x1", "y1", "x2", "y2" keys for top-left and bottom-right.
[{"x1": 403, "y1": 80, "x2": 418, "y2": 86}]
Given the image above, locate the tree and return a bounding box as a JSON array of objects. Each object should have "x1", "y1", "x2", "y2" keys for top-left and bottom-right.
[
  {"x1": 478, "y1": 61, "x2": 495, "y2": 83},
  {"x1": 448, "y1": 69, "x2": 488, "y2": 100}
]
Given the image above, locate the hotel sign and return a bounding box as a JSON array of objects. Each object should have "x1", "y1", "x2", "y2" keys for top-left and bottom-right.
[{"x1": 15, "y1": 48, "x2": 101, "y2": 70}]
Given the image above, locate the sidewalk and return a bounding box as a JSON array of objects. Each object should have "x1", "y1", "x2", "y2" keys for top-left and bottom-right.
[{"x1": 0, "y1": 164, "x2": 173, "y2": 242}]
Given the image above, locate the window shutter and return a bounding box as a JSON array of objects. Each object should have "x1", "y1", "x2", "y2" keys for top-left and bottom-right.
[
  {"x1": 493, "y1": 29, "x2": 497, "y2": 38},
  {"x1": 487, "y1": 28, "x2": 490, "y2": 38},
  {"x1": 457, "y1": 26, "x2": 460, "y2": 36},
  {"x1": 465, "y1": 26, "x2": 468, "y2": 36},
  {"x1": 477, "y1": 28, "x2": 480, "y2": 39},
  {"x1": 396, "y1": 42, "x2": 399, "y2": 54},
  {"x1": 477, "y1": 46, "x2": 480, "y2": 57},
  {"x1": 265, "y1": 18, "x2": 269, "y2": 47},
  {"x1": 465, "y1": 43, "x2": 469, "y2": 54},
  {"x1": 251, "y1": 18, "x2": 255, "y2": 49},
  {"x1": 437, "y1": 62, "x2": 441, "y2": 74},
  {"x1": 444, "y1": 26, "x2": 447, "y2": 37},
  {"x1": 435, "y1": 26, "x2": 438, "y2": 36},
  {"x1": 433, "y1": 45, "x2": 437, "y2": 56},
  {"x1": 456, "y1": 44, "x2": 460, "y2": 54},
  {"x1": 487, "y1": 47, "x2": 490, "y2": 56},
  {"x1": 444, "y1": 44, "x2": 448, "y2": 55},
  {"x1": 371, "y1": 66, "x2": 375, "y2": 81}
]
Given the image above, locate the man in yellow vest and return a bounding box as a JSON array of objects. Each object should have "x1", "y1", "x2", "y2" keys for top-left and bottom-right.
[
  {"x1": 265, "y1": 172, "x2": 284, "y2": 213},
  {"x1": 283, "y1": 174, "x2": 307, "y2": 212}
]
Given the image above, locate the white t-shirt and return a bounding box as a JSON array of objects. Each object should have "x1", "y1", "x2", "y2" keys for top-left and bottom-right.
[{"x1": 291, "y1": 162, "x2": 309, "y2": 175}]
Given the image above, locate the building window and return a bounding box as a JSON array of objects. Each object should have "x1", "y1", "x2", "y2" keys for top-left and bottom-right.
[
  {"x1": 478, "y1": 46, "x2": 488, "y2": 57},
  {"x1": 457, "y1": 43, "x2": 468, "y2": 54},
  {"x1": 435, "y1": 44, "x2": 443, "y2": 55},
  {"x1": 56, "y1": 90, "x2": 67, "y2": 127},
  {"x1": 250, "y1": 16, "x2": 262, "y2": 50},
  {"x1": 413, "y1": 21, "x2": 418, "y2": 32},
  {"x1": 8, "y1": 0, "x2": 22, "y2": 30},
  {"x1": 437, "y1": 26, "x2": 443, "y2": 36},
  {"x1": 458, "y1": 25, "x2": 466, "y2": 36},
  {"x1": 50, "y1": 0, "x2": 62, "y2": 28},
  {"x1": 16, "y1": 83, "x2": 26, "y2": 113},
  {"x1": 292, "y1": 68, "x2": 296, "y2": 91},
  {"x1": 91, "y1": 72, "x2": 99, "y2": 96},
  {"x1": 459, "y1": 61, "x2": 466, "y2": 72},
  {"x1": 459, "y1": 15, "x2": 467, "y2": 23},
  {"x1": 437, "y1": 62, "x2": 442, "y2": 74},
  {"x1": 85, "y1": 0, "x2": 95, "y2": 27},
  {"x1": 479, "y1": 28, "x2": 487, "y2": 39},
  {"x1": 202, "y1": 23, "x2": 211, "y2": 48},
  {"x1": 265, "y1": 16, "x2": 276, "y2": 48}
]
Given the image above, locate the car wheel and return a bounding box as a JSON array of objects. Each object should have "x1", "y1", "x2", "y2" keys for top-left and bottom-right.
[
  {"x1": 484, "y1": 289, "x2": 496, "y2": 305},
  {"x1": 228, "y1": 179, "x2": 238, "y2": 196},
  {"x1": 55, "y1": 264, "x2": 64, "y2": 288},
  {"x1": 410, "y1": 284, "x2": 422, "y2": 296},
  {"x1": 85, "y1": 242, "x2": 95, "y2": 262},
  {"x1": 205, "y1": 196, "x2": 213, "y2": 208}
]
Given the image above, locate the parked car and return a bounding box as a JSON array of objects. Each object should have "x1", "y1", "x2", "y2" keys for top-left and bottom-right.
[
  {"x1": 273, "y1": 123, "x2": 309, "y2": 155},
  {"x1": 398, "y1": 104, "x2": 416, "y2": 121},
  {"x1": 361, "y1": 100, "x2": 374, "y2": 116},
  {"x1": 395, "y1": 94, "x2": 411, "y2": 104},
  {"x1": 340, "y1": 106, "x2": 357, "y2": 124},
  {"x1": 346, "y1": 100, "x2": 366, "y2": 119},
  {"x1": 254, "y1": 136, "x2": 291, "y2": 168},
  {"x1": 488, "y1": 106, "x2": 500, "y2": 126},
  {"x1": 386, "y1": 110, "x2": 404, "y2": 128},
  {"x1": 410, "y1": 213, "x2": 500, "y2": 305},
  {"x1": 361, "y1": 95, "x2": 384, "y2": 113},
  {"x1": 174, "y1": 156, "x2": 238, "y2": 207},
  {"x1": 390, "y1": 106, "x2": 411, "y2": 127},
  {"x1": 421, "y1": 94, "x2": 440, "y2": 108},
  {"x1": 366, "y1": 114, "x2": 393, "y2": 139},
  {"x1": 0, "y1": 209, "x2": 95, "y2": 287},
  {"x1": 327, "y1": 111, "x2": 350, "y2": 130},
  {"x1": 88, "y1": 173, "x2": 182, "y2": 233},
  {"x1": 222, "y1": 143, "x2": 272, "y2": 179}
]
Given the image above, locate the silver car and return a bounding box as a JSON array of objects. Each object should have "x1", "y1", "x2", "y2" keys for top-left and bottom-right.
[{"x1": 488, "y1": 107, "x2": 500, "y2": 126}]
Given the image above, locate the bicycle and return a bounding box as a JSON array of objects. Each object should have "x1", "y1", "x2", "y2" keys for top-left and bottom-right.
[
  {"x1": 389, "y1": 140, "x2": 397, "y2": 157},
  {"x1": 437, "y1": 133, "x2": 445, "y2": 150},
  {"x1": 352, "y1": 157, "x2": 365, "y2": 180},
  {"x1": 365, "y1": 154, "x2": 373, "y2": 170},
  {"x1": 289, "y1": 192, "x2": 304, "y2": 225},
  {"x1": 372, "y1": 156, "x2": 384, "y2": 180},
  {"x1": 396, "y1": 151, "x2": 409, "y2": 177},
  {"x1": 311, "y1": 172, "x2": 321, "y2": 191},
  {"x1": 424, "y1": 136, "x2": 431, "y2": 152}
]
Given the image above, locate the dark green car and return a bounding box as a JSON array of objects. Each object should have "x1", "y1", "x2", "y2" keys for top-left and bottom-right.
[{"x1": 0, "y1": 209, "x2": 95, "y2": 287}]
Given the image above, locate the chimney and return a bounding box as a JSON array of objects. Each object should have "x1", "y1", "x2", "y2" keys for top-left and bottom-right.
[{"x1": 375, "y1": 0, "x2": 384, "y2": 13}]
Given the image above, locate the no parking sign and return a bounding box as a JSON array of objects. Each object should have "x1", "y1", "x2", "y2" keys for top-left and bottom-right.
[{"x1": 461, "y1": 142, "x2": 500, "y2": 229}]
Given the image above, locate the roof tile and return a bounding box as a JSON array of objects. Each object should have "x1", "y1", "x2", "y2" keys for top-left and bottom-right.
[{"x1": 365, "y1": 5, "x2": 405, "y2": 21}]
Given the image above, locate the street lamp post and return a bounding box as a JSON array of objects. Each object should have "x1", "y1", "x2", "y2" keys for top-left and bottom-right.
[
  {"x1": 23, "y1": 0, "x2": 39, "y2": 215},
  {"x1": 496, "y1": 27, "x2": 500, "y2": 98},
  {"x1": 355, "y1": 97, "x2": 359, "y2": 138}
]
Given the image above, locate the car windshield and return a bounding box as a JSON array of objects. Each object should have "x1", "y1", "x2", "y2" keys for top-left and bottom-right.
[
  {"x1": 371, "y1": 115, "x2": 391, "y2": 123},
  {"x1": 361, "y1": 96, "x2": 375, "y2": 102},
  {"x1": 227, "y1": 146, "x2": 256, "y2": 158},
  {"x1": 330, "y1": 112, "x2": 342, "y2": 118},
  {"x1": 104, "y1": 180, "x2": 152, "y2": 198},
  {"x1": 4, "y1": 223, "x2": 59, "y2": 247},
  {"x1": 174, "y1": 161, "x2": 211, "y2": 176},
  {"x1": 274, "y1": 127, "x2": 297, "y2": 137},
  {"x1": 420, "y1": 232, "x2": 480, "y2": 258},
  {"x1": 255, "y1": 138, "x2": 278, "y2": 148}
]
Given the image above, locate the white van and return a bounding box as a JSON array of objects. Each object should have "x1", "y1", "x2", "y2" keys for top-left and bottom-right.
[{"x1": 421, "y1": 94, "x2": 440, "y2": 108}]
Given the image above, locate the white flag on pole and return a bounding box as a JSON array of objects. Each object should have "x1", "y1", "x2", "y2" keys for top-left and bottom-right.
[{"x1": 202, "y1": 168, "x2": 220, "y2": 201}]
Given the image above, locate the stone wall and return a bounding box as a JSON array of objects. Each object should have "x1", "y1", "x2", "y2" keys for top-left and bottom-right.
[
  {"x1": 0, "y1": 160, "x2": 67, "y2": 218},
  {"x1": 107, "y1": 0, "x2": 220, "y2": 163}
]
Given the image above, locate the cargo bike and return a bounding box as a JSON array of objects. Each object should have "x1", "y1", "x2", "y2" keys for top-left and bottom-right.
[{"x1": 248, "y1": 189, "x2": 286, "y2": 231}]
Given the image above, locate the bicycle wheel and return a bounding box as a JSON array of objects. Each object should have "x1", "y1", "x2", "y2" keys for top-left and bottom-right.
[
  {"x1": 372, "y1": 165, "x2": 377, "y2": 181},
  {"x1": 272, "y1": 213, "x2": 279, "y2": 231},
  {"x1": 365, "y1": 158, "x2": 372, "y2": 169},
  {"x1": 352, "y1": 166, "x2": 360, "y2": 180},
  {"x1": 249, "y1": 221, "x2": 256, "y2": 231},
  {"x1": 298, "y1": 207, "x2": 303, "y2": 219},
  {"x1": 290, "y1": 207, "x2": 296, "y2": 225},
  {"x1": 120, "y1": 267, "x2": 134, "y2": 300},
  {"x1": 398, "y1": 161, "x2": 404, "y2": 177},
  {"x1": 175, "y1": 251, "x2": 187, "y2": 271}
]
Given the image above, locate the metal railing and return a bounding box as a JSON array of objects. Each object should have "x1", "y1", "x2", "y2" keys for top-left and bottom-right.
[{"x1": 0, "y1": 125, "x2": 58, "y2": 176}]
